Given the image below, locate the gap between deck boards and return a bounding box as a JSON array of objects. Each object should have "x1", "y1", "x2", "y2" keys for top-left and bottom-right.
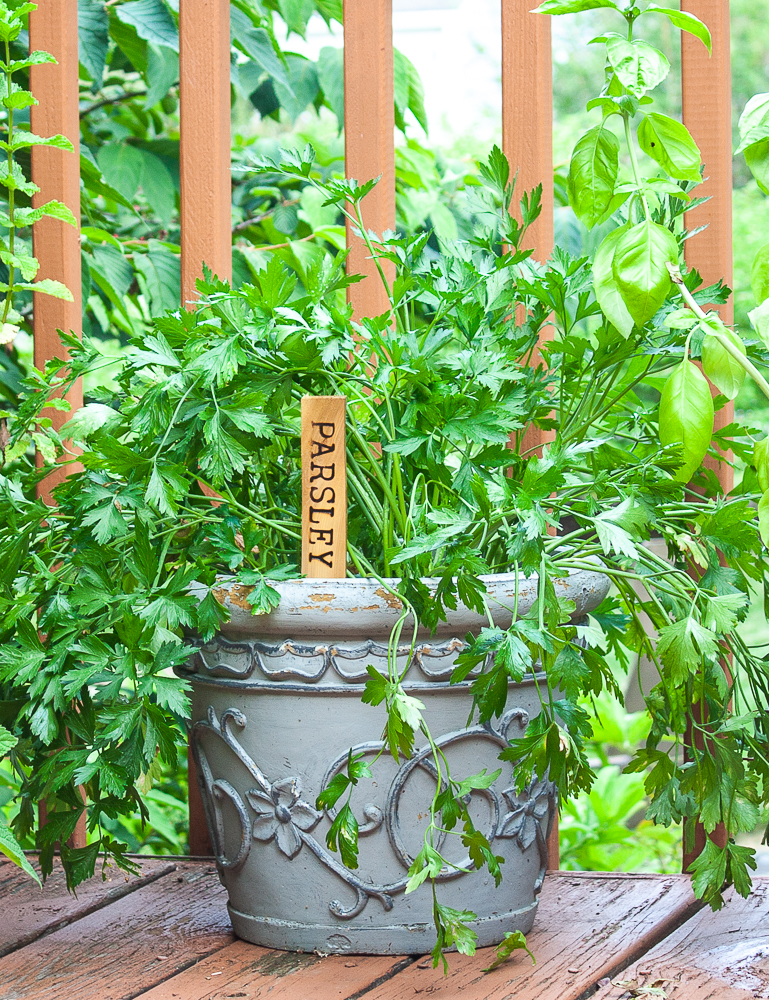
[
  {"x1": 0, "y1": 862, "x2": 720, "y2": 1000},
  {"x1": 0, "y1": 855, "x2": 178, "y2": 959},
  {"x1": 570, "y1": 894, "x2": 709, "y2": 1000}
]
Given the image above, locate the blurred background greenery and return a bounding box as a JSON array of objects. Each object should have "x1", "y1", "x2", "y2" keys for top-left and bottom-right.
[{"x1": 2, "y1": 0, "x2": 767, "y2": 871}]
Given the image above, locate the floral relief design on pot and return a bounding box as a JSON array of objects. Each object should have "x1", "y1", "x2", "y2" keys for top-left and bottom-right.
[
  {"x1": 498, "y1": 779, "x2": 554, "y2": 890},
  {"x1": 247, "y1": 777, "x2": 322, "y2": 859},
  {"x1": 191, "y1": 703, "x2": 556, "y2": 921}
]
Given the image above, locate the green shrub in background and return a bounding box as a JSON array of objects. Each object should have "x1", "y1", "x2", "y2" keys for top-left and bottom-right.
[
  {"x1": 98, "y1": 747, "x2": 189, "y2": 854},
  {"x1": 560, "y1": 766, "x2": 682, "y2": 873},
  {"x1": 560, "y1": 694, "x2": 681, "y2": 874}
]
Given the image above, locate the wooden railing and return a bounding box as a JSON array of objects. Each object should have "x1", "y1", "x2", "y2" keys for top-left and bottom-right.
[{"x1": 28, "y1": 0, "x2": 733, "y2": 865}]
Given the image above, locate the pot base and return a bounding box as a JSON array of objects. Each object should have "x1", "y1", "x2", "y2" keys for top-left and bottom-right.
[{"x1": 227, "y1": 898, "x2": 539, "y2": 955}]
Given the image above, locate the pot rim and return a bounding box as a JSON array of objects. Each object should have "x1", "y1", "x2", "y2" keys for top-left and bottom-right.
[{"x1": 202, "y1": 564, "x2": 611, "y2": 639}]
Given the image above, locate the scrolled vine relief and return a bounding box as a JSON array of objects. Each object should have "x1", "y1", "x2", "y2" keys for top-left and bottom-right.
[{"x1": 191, "y1": 705, "x2": 554, "y2": 921}]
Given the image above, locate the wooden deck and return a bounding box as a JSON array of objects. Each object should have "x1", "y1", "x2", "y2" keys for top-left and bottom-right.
[{"x1": 0, "y1": 860, "x2": 766, "y2": 999}]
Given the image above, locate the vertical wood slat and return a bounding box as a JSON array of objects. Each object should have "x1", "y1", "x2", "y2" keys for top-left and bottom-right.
[
  {"x1": 29, "y1": 0, "x2": 83, "y2": 500},
  {"x1": 501, "y1": 0, "x2": 554, "y2": 266},
  {"x1": 682, "y1": 0, "x2": 734, "y2": 496},
  {"x1": 179, "y1": 0, "x2": 231, "y2": 855},
  {"x1": 343, "y1": 0, "x2": 395, "y2": 319},
  {"x1": 501, "y1": 1, "x2": 555, "y2": 475},
  {"x1": 179, "y1": 0, "x2": 232, "y2": 305},
  {"x1": 680, "y1": 1, "x2": 733, "y2": 872},
  {"x1": 29, "y1": 0, "x2": 86, "y2": 851},
  {"x1": 500, "y1": 0, "x2": 558, "y2": 867}
]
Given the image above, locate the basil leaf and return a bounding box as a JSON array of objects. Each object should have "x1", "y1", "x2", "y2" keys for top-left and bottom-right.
[
  {"x1": 606, "y1": 38, "x2": 670, "y2": 98},
  {"x1": 736, "y1": 93, "x2": 769, "y2": 155},
  {"x1": 642, "y1": 6, "x2": 711, "y2": 54},
  {"x1": 753, "y1": 438, "x2": 769, "y2": 493},
  {"x1": 759, "y1": 493, "x2": 769, "y2": 547},
  {"x1": 659, "y1": 359, "x2": 714, "y2": 482},
  {"x1": 568, "y1": 124, "x2": 620, "y2": 228},
  {"x1": 637, "y1": 113, "x2": 701, "y2": 183},
  {"x1": 611, "y1": 219, "x2": 678, "y2": 327},
  {"x1": 700, "y1": 323, "x2": 746, "y2": 401},
  {"x1": 532, "y1": 0, "x2": 618, "y2": 12},
  {"x1": 745, "y1": 138, "x2": 769, "y2": 196},
  {"x1": 593, "y1": 224, "x2": 634, "y2": 338},
  {"x1": 750, "y1": 242, "x2": 769, "y2": 305},
  {"x1": 749, "y1": 298, "x2": 769, "y2": 348}
]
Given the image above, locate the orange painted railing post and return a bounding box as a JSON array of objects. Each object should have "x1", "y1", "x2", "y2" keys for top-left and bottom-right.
[
  {"x1": 179, "y1": 0, "x2": 232, "y2": 304},
  {"x1": 343, "y1": 0, "x2": 395, "y2": 320},
  {"x1": 501, "y1": 0, "x2": 555, "y2": 468},
  {"x1": 29, "y1": 0, "x2": 86, "y2": 852},
  {"x1": 29, "y1": 0, "x2": 83, "y2": 500},
  {"x1": 501, "y1": 0, "x2": 558, "y2": 868},
  {"x1": 501, "y1": 0, "x2": 554, "y2": 266},
  {"x1": 681, "y1": 0, "x2": 733, "y2": 872},
  {"x1": 179, "y1": 0, "x2": 231, "y2": 855},
  {"x1": 682, "y1": 1, "x2": 734, "y2": 496}
]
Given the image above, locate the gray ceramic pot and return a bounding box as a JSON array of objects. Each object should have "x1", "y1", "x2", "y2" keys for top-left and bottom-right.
[{"x1": 181, "y1": 568, "x2": 609, "y2": 955}]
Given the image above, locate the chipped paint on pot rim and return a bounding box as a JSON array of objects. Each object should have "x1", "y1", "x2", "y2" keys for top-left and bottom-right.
[{"x1": 203, "y1": 566, "x2": 611, "y2": 639}]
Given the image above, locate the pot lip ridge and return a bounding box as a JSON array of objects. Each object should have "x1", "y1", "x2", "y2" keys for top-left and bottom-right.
[
  {"x1": 212, "y1": 565, "x2": 606, "y2": 594},
  {"x1": 201, "y1": 564, "x2": 611, "y2": 638}
]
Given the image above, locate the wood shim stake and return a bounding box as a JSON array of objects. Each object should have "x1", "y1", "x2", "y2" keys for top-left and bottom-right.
[{"x1": 301, "y1": 397, "x2": 347, "y2": 578}]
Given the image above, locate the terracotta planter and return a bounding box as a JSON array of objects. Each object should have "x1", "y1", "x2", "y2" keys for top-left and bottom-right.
[{"x1": 181, "y1": 568, "x2": 609, "y2": 955}]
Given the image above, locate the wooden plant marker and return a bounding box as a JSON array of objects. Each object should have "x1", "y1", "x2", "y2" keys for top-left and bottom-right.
[{"x1": 301, "y1": 396, "x2": 347, "y2": 578}]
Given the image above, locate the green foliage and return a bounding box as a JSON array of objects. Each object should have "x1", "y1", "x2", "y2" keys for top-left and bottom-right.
[
  {"x1": 0, "y1": 2, "x2": 83, "y2": 881},
  {"x1": 659, "y1": 358, "x2": 714, "y2": 482},
  {"x1": 637, "y1": 113, "x2": 701, "y2": 183},
  {"x1": 483, "y1": 930, "x2": 535, "y2": 973},
  {"x1": 3, "y1": 137, "x2": 769, "y2": 951},
  {"x1": 701, "y1": 323, "x2": 746, "y2": 401},
  {"x1": 0, "y1": 724, "x2": 39, "y2": 882},
  {"x1": 734, "y1": 33, "x2": 769, "y2": 542},
  {"x1": 430, "y1": 903, "x2": 478, "y2": 973},
  {"x1": 1, "y1": 0, "x2": 769, "y2": 964},
  {"x1": 592, "y1": 223, "x2": 634, "y2": 337},
  {"x1": 605, "y1": 36, "x2": 670, "y2": 99},
  {"x1": 97, "y1": 748, "x2": 189, "y2": 854},
  {"x1": 558, "y1": 694, "x2": 681, "y2": 874},
  {"x1": 555, "y1": 0, "x2": 769, "y2": 497},
  {"x1": 568, "y1": 124, "x2": 620, "y2": 229},
  {"x1": 0, "y1": 0, "x2": 76, "y2": 402},
  {"x1": 560, "y1": 765, "x2": 681, "y2": 873},
  {"x1": 611, "y1": 220, "x2": 678, "y2": 327},
  {"x1": 751, "y1": 242, "x2": 769, "y2": 305},
  {"x1": 642, "y1": 7, "x2": 711, "y2": 54}
]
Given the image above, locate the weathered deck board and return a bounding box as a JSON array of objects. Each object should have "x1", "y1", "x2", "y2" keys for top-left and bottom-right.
[
  {"x1": 3, "y1": 862, "x2": 767, "y2": 999},
  {"x1": 0, "y1": 856, "x2": 176, "y2": 958},
  {"x1": 0, "y1": 862, "x2": 233, "y2": 1000},
  {"x1": 138, "y1": 943, "x2": 413, "y2": 1000},
  {"x1": 599, "y1": 879, "x2": 769, "y2": 1000},
  {"x1": 366, "y1": 872, "x2": 703, "y2": 1000}
]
